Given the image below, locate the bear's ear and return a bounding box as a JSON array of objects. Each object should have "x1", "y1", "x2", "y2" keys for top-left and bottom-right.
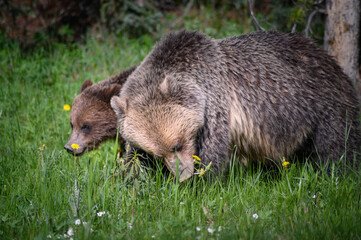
[
  {"x1": 100, "y1": 84, "x2": 122, "y2": 103},
  {"x1": 159, "y1": 75, "x2": 170, "y2": 96},
  {"x1": 80, "y1": 80, "x2": 93, "y2": 92},
  {"x1": 111, "y1": 95, "x2": 128, "y2": 115}
]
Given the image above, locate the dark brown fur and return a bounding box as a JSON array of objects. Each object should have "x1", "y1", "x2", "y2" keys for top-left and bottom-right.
[
  {"x1": 64, "y1": 66, "x2": 136, "y2": 155},
  {"x1": 111, "y1": 31, "x2": 361, "y2": 181}
]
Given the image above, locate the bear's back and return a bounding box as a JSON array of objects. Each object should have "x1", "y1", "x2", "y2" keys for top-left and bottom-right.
[{"x1": 218, "y1": 31, "x2": 360, "y2": 160}]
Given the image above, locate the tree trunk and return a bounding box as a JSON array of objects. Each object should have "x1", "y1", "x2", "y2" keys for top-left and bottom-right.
[{"x1": 324, "y1": 0, "x2": 360, "y2": 97}]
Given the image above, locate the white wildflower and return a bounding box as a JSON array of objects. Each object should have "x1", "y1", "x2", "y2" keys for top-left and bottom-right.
[
  {"x1": 97, "y1": 211, "x2": 106, "y2": 217},
  {"x1": 75, "y1": 219, "x2": 81, "y2": 225},
  {"x1": 312, "y1": 194, "x2": 316, "y2": 199},
  {"x1": 207, "y1": 227, "x2": 214, "y2": 234},
  {"x1": 47, "y1": 234, "x2": 52, "y2": 238},
  {"x1": 152, "y1": 235, "x2": 155, "y2": 238},
  {"x1": 180, "y1": 202, "x2": 185, "y2": 205},
  {"x1": 67, "y1": 227, "x2": 74, "y2": 236},
  {"x1": 196, "y1": 226, "x2": 201, "y2": 231},
  {"x1": 252, "y1": 213, "x2": 259, "y2": 219},
  {"x1": 218, "y1": 226, "x2": 222, "y2": 232}
]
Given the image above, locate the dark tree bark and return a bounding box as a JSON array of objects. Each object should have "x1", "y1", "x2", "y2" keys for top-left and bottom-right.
[{"x1": 324, "y1": 0, "x2": 360, "y2": 97}]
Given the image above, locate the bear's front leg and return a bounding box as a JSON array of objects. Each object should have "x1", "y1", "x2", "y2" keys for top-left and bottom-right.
[{"x1": 196, "y1": 115, "x2": 231, "y2": 178}]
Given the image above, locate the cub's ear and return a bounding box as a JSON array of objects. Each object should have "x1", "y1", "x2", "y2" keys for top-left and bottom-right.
[
  {"x1": 99, "y1": 84, "x2": 122, "y2": 103},
  {"x1": 111, "y1": 95, "x2": 128, "y2": 115},
  {"x1": 80, "y1": 80, "x2": 93, "y2": 92}
]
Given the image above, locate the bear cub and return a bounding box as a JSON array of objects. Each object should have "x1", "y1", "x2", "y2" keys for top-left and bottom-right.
[
  {"x1": 111, "y1": 30, "x2": 361, "y2": 182},
  {"x1": 64, "y1": 66, "x2": 135, "y2": 156}
]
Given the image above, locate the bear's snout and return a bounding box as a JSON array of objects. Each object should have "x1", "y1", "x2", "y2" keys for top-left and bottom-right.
[
  {"x1": 64, "y1": 144, "x2": 75, "y2": 155},
  {"x1": 64, "y1": 143, "x2": 77, "y2": 155},
  {"x1": 64, "y1": 141, "x2": 90, "y2": 156},
  {"x1": 64, "y1": 142, "x2": 84, "y2": 156}
]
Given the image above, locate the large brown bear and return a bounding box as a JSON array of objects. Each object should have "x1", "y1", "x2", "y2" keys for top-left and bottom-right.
[
  {"x1": 111, "y1": 30, "x2": 361, "y2": 181},
  {"x1": 64, "y1": 66, "x2": 135, "y2": 156}
]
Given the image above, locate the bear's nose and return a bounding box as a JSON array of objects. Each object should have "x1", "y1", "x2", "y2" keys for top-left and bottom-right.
[{"x1": 64, "y1": 145, "x2": 74, "y2": 155}]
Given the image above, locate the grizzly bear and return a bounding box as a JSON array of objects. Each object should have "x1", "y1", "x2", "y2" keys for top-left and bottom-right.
[
  {"x1": 64, "y1": 66, "x2": 136, "y2": 156},
  {"x1": 111, "y1": 31, "x2": 361, "y2": 181}
]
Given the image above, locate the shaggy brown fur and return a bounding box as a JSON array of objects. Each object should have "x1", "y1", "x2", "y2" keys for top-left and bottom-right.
[
  {"x1": 111, "y1": 31, "x2": 361, "y2": 181},
  {"x1": 64, "y1": 66, "x2": 136, "y2": 156}
]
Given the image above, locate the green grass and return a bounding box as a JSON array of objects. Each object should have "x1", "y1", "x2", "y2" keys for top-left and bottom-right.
[{"x1": 1, "y1": 20, "x2": 361, "y2": 239}]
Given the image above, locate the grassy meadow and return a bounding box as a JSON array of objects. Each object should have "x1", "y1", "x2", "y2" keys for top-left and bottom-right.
[{"x1": 1, "y1": 12, "x2": 361, "y2": 240}]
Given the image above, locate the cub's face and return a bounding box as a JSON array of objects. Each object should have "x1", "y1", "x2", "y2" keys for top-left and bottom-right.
[
  {"x1": 64, "y1": 80, "x2": 122, "y2": 156},
  {"x1": 64, "y1": 95, "x2": 118, "y2": 156}
]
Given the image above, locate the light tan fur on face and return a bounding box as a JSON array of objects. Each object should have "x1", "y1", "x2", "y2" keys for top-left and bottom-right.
[{"x1": 122, "y1": 103, "x2": 203, "y2": 181}]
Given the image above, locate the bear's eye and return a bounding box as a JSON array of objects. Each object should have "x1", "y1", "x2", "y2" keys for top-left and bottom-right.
[
  {"x1": 171, "y1": 142, "x2": 183, "y2": 152},
  {"x1": 81, "y1": 123, "x2": 92, "y2": 134}
]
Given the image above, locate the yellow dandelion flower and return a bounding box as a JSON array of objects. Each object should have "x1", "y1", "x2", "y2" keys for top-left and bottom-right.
[
  {"x1": 282, "y1": 161, "x2": 290, "y2": 166},
  {"x1": 192, "y1": 155, "x2": 201, "y2": 161},
  {"x1": 71, "y1": 143, "x2": 80, "y2": 149},
  {"x1": 63, "y1": 104, "x2": 71, "y2": 111},
  {"x1": 42, "y1": 144, "x2": 45, "y2": 148}
]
